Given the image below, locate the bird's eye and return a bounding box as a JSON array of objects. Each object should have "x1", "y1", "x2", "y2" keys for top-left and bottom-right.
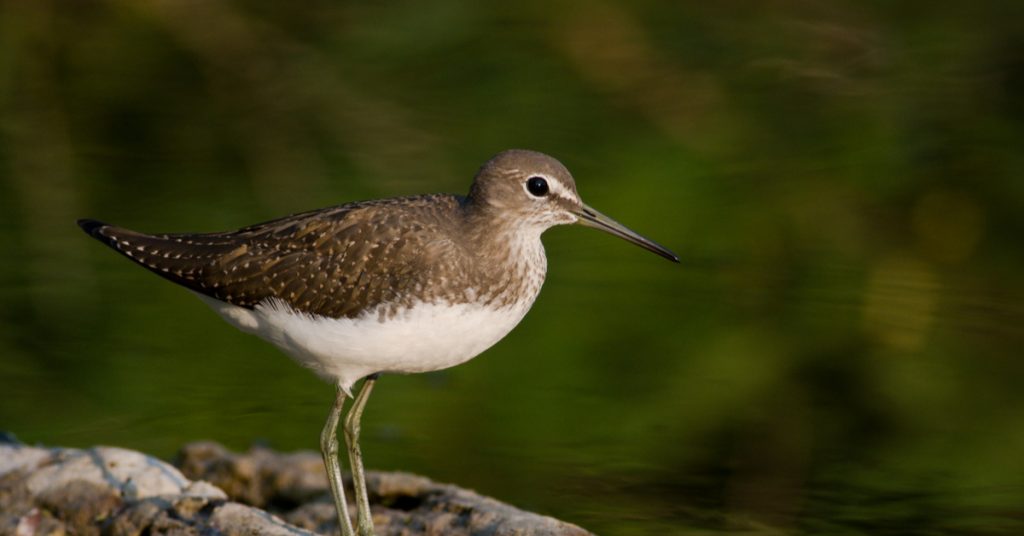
[{"x1": 526, "y1": 176, "x2": 549, "y2": 197}]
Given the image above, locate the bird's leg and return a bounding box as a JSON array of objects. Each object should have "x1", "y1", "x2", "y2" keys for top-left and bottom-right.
[
  {"x1": 321, "y1": 384, "x2": 355, "y2": 536},
  {"x1": 344, "y1": 374, "x2": 379, "y2": 536}
]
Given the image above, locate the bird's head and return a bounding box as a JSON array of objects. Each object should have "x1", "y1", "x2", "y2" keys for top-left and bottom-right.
[{"x1": 468, "y1": 149, "x2": 679, "y2": 263}]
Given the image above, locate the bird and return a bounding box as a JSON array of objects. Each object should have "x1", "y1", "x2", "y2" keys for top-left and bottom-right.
[{"x1": 77, "y1": 149, "x2": 679, "y2": 536}]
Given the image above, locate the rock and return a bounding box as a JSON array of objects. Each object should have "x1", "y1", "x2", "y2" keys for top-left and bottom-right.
[
  {"x1": 24, "y1": 446, "x2": 197, "y2": 500},
  {"x1": 174, "y1": 441, "x2": 325, "y2": 508},
  {"x1": 0, "y1": 441, "x2": 312, "y2": 536},
  {"x1": 176, "y1": 442, "x2": 592, "y2": 536},
  {"x1": 210, "y1": 502, "x2": 318, "y2": 536},
  {"x1": 0, "y1": 438, "x2": 592, "y2": 536}
]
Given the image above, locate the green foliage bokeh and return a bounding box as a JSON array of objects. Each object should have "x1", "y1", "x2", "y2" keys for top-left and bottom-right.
[{"x1": 2, "y1": 1, "x2": 1024, "y2": 534}]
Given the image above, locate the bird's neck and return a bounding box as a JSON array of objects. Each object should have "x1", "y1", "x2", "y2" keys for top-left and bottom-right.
[{"x1": 460, "y1": 204, "x2": 548, "y2": 309}]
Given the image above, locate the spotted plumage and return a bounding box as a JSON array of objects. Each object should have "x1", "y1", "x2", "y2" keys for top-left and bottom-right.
[
  {"x1": 78, "y1": 151, "x2": 594, "y2": 321},
  {"x1": 82, "y1": 196, "x2": 489, "y2": 319}
]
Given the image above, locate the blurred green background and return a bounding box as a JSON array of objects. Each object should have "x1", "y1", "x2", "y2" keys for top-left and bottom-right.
[{"x1": 3, "y1": 1, "x2": 1024, "y2": 534}]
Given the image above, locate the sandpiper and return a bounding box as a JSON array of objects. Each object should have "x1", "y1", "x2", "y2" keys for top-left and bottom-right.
[{"x1": 78, "y1": 149, "x2": 678, "y2": 536}]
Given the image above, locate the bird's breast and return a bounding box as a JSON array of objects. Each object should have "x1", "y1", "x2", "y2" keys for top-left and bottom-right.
[{"x1": 464, "y1": 229, "x2": 548, "y2": 309}]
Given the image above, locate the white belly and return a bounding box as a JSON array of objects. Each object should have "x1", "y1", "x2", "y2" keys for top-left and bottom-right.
[{"x1": 197, "y1": 294, "x2": 533, "y2": 395}]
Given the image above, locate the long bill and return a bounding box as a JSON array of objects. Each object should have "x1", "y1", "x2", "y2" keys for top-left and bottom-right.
[{"x1": 574, "y1": 203, "x2": 680, "y2": 263}]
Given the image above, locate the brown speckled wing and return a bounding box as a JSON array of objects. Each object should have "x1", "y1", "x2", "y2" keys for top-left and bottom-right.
[{"x1": 78, "y1": 195, "x2": 472, "y2": 318}]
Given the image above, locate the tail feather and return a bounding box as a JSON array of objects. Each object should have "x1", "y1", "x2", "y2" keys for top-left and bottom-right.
[
  {"x1": 77, "y1": 218, "x2": 242, "y2": 296},
  {"x1": 77, "y1": 218, "x2": 108, "y2": 238}
]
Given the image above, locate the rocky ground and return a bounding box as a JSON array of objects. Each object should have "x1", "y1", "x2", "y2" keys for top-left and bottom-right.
[{"x1": 0, "y1": 437, "x2": 592, "y2": 536}]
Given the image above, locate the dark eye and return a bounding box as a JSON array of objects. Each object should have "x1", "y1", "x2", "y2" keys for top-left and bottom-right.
[{"x1": 526, "y1": 176, "x2": 549, "y2": 197}]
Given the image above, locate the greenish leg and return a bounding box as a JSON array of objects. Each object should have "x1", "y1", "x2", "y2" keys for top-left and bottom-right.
[
  {"x1": 344, "y1": 375, "x2": 378, "y2": 536},
  {"x1": 321, "y1": 384, "x2": 355, "y2": 536}
]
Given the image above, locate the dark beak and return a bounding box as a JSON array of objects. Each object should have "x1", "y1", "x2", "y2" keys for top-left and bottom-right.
[{"x1": 574, "y1": 203, "x2": 679, "y2": 263}]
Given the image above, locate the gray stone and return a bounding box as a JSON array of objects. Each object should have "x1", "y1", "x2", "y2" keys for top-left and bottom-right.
[
  {"x1": 21, "y1": 445, "x2": 191, "y2": 500},
  {"x1": 0, "y1": 439, "x2": 592, "y2": 536},
  {"x1": 210, "y1": 503, "x2": 318, "y2": 536},
  {"x1": 177, "y1": 442, "x2": 593, "y2": 536}
]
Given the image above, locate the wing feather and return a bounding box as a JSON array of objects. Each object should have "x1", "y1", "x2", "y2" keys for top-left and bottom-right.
[{"x1": 78, "y1": 195, "x2": 472, "y2": 318}]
